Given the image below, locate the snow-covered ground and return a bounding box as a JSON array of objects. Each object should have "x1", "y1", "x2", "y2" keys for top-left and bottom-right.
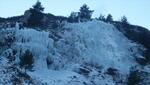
[{"x1": 0, "y1": 20, "x2": 149, "y2": 85}]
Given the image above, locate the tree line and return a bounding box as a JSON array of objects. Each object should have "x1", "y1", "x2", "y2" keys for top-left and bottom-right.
[{"x1": 23, "y1": 1, "x2": 129, "y2": 27}]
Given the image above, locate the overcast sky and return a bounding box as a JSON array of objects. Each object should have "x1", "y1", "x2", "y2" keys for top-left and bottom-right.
[{"x1": 0, "y1": 0, "x2": 149, "y2": 29}]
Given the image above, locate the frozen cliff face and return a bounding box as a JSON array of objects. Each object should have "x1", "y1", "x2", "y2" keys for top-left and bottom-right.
[
  {"x1": 0, "y1": 20, "x2": 149, "y2": 85},
  {"x1": 58, "y1": 20, "x2": 141, "y2": 72}
]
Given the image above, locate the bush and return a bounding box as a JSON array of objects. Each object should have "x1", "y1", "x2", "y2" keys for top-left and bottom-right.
[
  {"x1": 127, "y1": 70, "x2": 141, "y2": 85},
  {"x1": 46, "y1": 56, "x2": 53, "y2": 69},
  {"x1": 0, "y1": 30, "x2": 15, "y2": 47},
  {"x1": 19, "y1": 49, "x2": 34, "y2": 70},
  {"x1": 106, "y1": 68, "x2": 118, "y2": 76}
]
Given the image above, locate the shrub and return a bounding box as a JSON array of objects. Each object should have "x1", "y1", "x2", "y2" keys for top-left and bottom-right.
[
  {"x1": 0, "y1": 30, "x2": 15, "y2": 47},
  {"x1": 127, "y1": 70, "x2": 141, "y2": 85},
  {"x1": 19, "y1": 49, "x2": 34, "y2": 71},
  {"x1": 106, "y1": 68, "x2": 118, "y2": 76},
  {"x1": 46, "y1": 56, "x2": 53, "y2": 69}
]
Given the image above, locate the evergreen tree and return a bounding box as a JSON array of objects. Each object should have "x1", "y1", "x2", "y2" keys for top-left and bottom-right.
[
  {"x1": 98, "y1": 14, "x2": 106, "y2": 22},
  {"x1": 26, "y1": 0, "x2": 45, "y2": 27},
  {"x1": 121, "y1": 16, "x2": 128, "y2": 24},
  {"x1": 68, "y1": 12, "x2": 79, "y2": 23},
  {"x1": 106, "y1": 14, "x2": 113, "y2": 23},
  {"x1": 27, "y1": 9, "x2": 44, "y2": 27},
  {"x1": 79, "y1": 4, "x2": 94, "y2": 21},
  {"x1": 32, "y1": 0, "x2": 44, "y2": 12},
  {"x1": 20, "y1": 49, "x2": 34, "y2": 71}
]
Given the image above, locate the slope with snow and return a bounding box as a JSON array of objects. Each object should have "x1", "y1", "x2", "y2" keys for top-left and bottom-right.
[{"x1": 0, "y1": 20, "x2": 149, "y2": 85}]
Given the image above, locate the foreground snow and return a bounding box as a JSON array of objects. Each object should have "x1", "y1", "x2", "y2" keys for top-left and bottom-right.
[{"x1": 0, "y1": 20, "x2": 149, "y2": 85}]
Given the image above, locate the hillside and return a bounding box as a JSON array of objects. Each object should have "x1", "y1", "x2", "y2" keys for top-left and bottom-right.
[{"x1": 0, "y1": 20, "x2": 150, "y2": 85}]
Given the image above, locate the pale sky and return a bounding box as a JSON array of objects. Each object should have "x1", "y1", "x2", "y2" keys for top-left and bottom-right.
[{"x1": 0, "y1": 0, "x2": 149, "y2": 29}]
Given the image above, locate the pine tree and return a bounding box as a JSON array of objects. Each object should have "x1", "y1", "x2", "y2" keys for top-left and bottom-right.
[
  {"x1": 68, "y1": 12, "x2": 79, "y2": 23},
  {"x1": 106, "y1": 14, "x2": 113, "y2": 23},
  {"x1": 79, "y1": 4, "x2": 94, "y2": 21},
  {"x1": 121, "y1": 16, "x2": 128, "y2": 24},
  {"x1": 33, "y1": 0, "x2": 44, "y2": 12},
  {"x1": 26, "y1": 0, "x2": 45, "y2": 27},
  {"x1": 98, "y1": 14, "x2": 106, "y2": 21}
]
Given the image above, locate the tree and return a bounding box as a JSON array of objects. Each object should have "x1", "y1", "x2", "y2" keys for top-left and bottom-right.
[
  {"x1": 98, "y1": 14, "x2": 106, "y2": 22},
  {"x1": 121, "y1": 16, "x2": 128, "y2": 24},
  {"x1": 27, "y1": 9, "x2": 44, "y2": 27},
  {"x1": 25, "y1": 0, "x2": 45, "y2": 27},
  {"x1": 79, "y1": 4, "x2": 94, "y2": 21},
  {"x1": 106, "y1": 14, "x2": 113, "y2": 23},
  {"x1": 68, "y1": 12, "x2": 80, "y2": 23},
  {"x1": 32, "y1": 0, "x2": 44, "y2": 12},
  {"x1": 19, "y1": 49, "x2": 34, "y2": 71}
]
